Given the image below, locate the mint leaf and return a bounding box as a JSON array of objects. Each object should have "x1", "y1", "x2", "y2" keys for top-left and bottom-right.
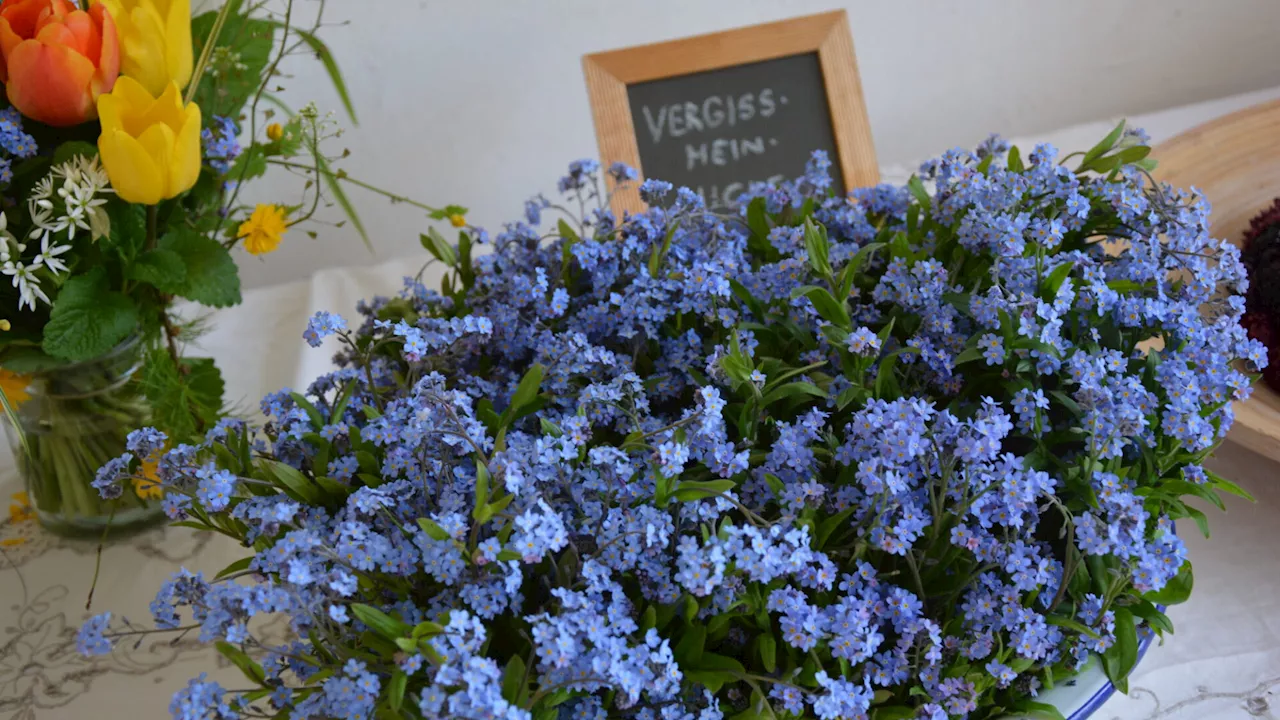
[
  {"x1": 160, "y1": 227, "x2": 241, "y2": 308},
  {"x1": 127, "y1": 248, "x2": 187, "y2": 293},
  {"x1": 42, "y1": 267, "x2": 138, "y2": 362},
  {"x1": 183, "y1": 357, "x2": 226, "y2": 422},
  {"x1": 107, "y1": 202, "x2": 147, "y2": 257}
]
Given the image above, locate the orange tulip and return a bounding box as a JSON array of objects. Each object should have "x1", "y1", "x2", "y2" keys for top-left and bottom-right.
[{"x1": 0, "y1": 0, "x2": 120, "y2": 127}]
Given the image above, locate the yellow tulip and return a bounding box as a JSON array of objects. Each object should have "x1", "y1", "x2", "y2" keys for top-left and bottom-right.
[
  {"x1": 97, "y1": 76, "x2": 201, "y2": 205},
  {"x1": 99, "y1": 0, "x2": 191, "y2": 96}
]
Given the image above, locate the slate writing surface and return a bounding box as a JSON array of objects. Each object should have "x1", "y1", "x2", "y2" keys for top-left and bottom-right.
[{"x1": 626, "y1": 52, "x2": 843, "y2": 211}]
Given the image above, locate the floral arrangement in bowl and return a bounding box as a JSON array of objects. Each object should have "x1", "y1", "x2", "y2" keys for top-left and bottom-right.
[
  {"x1": 81, "y1": 126, "x2": 1262, "y2": 720},
  {"x1": 0, "y1": 0, "x2": 366, "y2": 531}
]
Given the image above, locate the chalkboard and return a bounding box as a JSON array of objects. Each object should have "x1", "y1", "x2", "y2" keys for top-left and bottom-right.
[
  {"x1": 583, "y1": 11, "x2": 879, "y2": 217},
  {"x1": 627, "y1": 53, "x2": 843, "y2": 211}
]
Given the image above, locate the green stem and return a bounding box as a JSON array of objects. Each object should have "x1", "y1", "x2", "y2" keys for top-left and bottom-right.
[
  {"x1": 185, "y1": 0, "x2": 236, "y2": 105},
  {"x1": 266, "y1": 159, "x2": 444, "y2": 215}
]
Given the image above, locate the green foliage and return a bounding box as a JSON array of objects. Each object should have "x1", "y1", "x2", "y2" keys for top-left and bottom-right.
[
  {"x1": 190, "y1": 10, "x2": 275, "y2": 119},
  {"x1": 41, "y1": 268, "x2": 138, "y2": 362},
  {"x1": 159, "y1": 227, "x2": 242, "y2": 307},
  {"x1": 139, "y1": 349, "x2": 225, "y2": 442}
]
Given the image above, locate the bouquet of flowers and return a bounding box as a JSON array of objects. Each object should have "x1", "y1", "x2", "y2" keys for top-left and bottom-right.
[
  {"x1": 82, "y1": 127, "x2": 1263, "y2": 720},
  {"x1": 0, "y1": 0, "x2": 363, "y2": 529}
]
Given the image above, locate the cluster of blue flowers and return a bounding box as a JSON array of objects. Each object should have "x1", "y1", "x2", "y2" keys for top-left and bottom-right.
[
  {"x1": 0, "y1": 107, "x2": 37, "y2": 184},
  {"x1": 201, "y1": 115, "x2": 242, "y2": 174},
  {"x1": 80, "y1": 128, "x2": 1262, "y2": 720}
]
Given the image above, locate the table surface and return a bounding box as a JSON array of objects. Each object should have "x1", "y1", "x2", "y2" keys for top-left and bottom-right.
[{"x1": 5, "y1": 87, "x2": 1280, "y2": 720}]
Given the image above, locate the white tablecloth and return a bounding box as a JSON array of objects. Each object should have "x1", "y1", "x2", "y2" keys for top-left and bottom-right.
[{"x1": 5, "y1": 87, "x2": 1280, "y2": 720}]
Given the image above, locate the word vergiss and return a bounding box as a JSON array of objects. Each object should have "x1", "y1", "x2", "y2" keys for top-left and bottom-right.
[{"x1": 640, "y1": 89, "x2": 784, "y2": 171}]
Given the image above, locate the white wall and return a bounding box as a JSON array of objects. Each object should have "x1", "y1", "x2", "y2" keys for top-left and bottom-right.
[{"x1": 235, "y1": 0, "x2": 1280, "y2": 288}]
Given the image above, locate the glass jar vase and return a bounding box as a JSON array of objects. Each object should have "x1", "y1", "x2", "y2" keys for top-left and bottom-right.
[{"x1": 3, "y1": 335, "x2": 164, "y2": 537}]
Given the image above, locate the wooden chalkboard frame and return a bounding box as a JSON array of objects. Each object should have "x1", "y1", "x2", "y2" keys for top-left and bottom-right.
[{"x1": 582, "y1": 10, "x2": 879, "y2": 218}]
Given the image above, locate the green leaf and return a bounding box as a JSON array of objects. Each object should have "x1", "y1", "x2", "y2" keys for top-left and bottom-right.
[
  {"x1": 1042, "y1": 260, "x2": 1075, "y2": 297},
  {"x1": 260, "y1": 459, "x2": 321, "y2": 503},
  {"x1": 420, "y1": 227, "x2": 457, "y2": 267},
  {"x1": 387, "y1": 670, "x2": 407, "y2": 712},
  {"x1": 127, "y1": 248, "x2": 187, "y2": 293},
  {"x1": 159, "y1": 227, "x2": 241, "y2": 308},
  {"x1": 1101, "y1": 607, "x2": 1139, "y2": 693},
  {"x1": 746, "y1": 197, "x2": 771, "y2": 253},
  {"x1": 1081, "y1": 120, "x2": 1126, "y2": 167},
  {"x1": 871, "y1": 707, "x2": 916, "y2": 720},
  {"x1": 472, "y1": 461, "x2": 491, "y2": 522},
  {"x1": 761, "y1": 381, "x2": 827, "y2": 406},
  {"x1": 52, "y1": 141, "x2": 97, "y2": 165},
  {"x1": 1007, "y1": 145, "x2": 1024, "y2": 172},
  {"x1": 648, "y1": 222, "x2": 678, "y2": 277},
  {"x1": 417, "y1": 517, "x2": 451, "y2": 541},
  {"x1": 838, "y1": 241, "x2": 884, "y2": 298},
  {"x1": 557, "y1": 219, "x2": 580, "y2": 243},
  {"x1": 1128, "y1": 601, "x2": 1175, "y2": 635},
  {"x1": 216, "y1": 641, "x2": 267, "y2": 686},
  {"x1": 906, "y1": 175, "x2": 931, "y2": 209},
  {"x1": 758, "y1": 634, "x2": 777, "y2": 673},
  {"x1": 190, "y1": 11, "x2": 274, "y2": 118},
  {"x1": 790, "y1": 285, "x2": 851, "y2": 329},
  {"x1": 539, "y1": 418, "x2": 563, "y2": 438},
  {"x1": 1013, "y1": 701, "x2": 1068, "y2": 720},
  {"x1": 319, "y1": 154, "x2": 372, "y2": 251},
  {"x1": 673, "y1": 479, "x2": 736, "y2": 503},
  {"x1": 42, "y1": 267, "x2": 138, "y2": 362},
  {"x1": 227, "y1": 144, "x2": 266, "y2": 180},
  {"x1": 1206, "y1": 469, "x2": 1254, "y2": 502},
  {"x1": 350, "y1": 603, "x2": 410, "y2": 639},
  {"x1": 291, "y1": 26, "x2": 356, "y2": 123},
  {"x1": 1144, "y1": 559, "x2": 1193, "y2": 606},
  {"x1": 502, "y1": 655, "x2": 527, "y2": 705},
  {"x1": 673, "y1": 623, "x2": 706, "y2": 666},
  {"x1": 508, "y1": 364, "x2": 545, "y2": 416},
  {"x1": 214, "y1": 556, "x2": 254, "y2": 580},
  {"x1": 803, "y1": 217, "x2": 832, "y2": 277}
]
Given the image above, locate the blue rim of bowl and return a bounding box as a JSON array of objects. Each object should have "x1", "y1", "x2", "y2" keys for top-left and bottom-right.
[{"x1": 1065, "y1": 610, "x2": 1162, "y2": 720}]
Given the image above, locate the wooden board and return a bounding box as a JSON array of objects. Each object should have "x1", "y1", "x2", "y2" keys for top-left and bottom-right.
[
  {"x1": 1152, "y1": 98, "x2": 1280, "y2": 462},
  {"x1": 583, "y1": 11, "x2": 879, "y2": 217}
]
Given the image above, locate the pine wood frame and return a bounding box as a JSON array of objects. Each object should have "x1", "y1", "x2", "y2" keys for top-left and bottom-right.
[{"x1": 582, "y1": 10, "x2": 879, "y2": 218}]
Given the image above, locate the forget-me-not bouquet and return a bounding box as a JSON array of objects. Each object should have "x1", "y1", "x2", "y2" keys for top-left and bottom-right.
[{"x1": 81, "y1": 125, "x2": 1264, "y2": 720}]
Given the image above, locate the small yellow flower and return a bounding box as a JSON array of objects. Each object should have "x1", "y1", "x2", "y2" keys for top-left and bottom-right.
[
  {"x1": 133, "y1": 450, "x2": 165, "y2": 500},
  {"x1": 0, "y1": 369, "x2": 31, "y2": 407},
  {"x1": 266, "y1": 122, "x2": 284, "y2": 142},
  {"x1": 238, "y1": 204, "x2": 289, "y2": 256},
  {"x1": 8, "y1": 491, "x2": 33, "y2": 523},
  {"x1": 449, "y1": 213, "x2": 466, "y2": 228},
  {"x1": 0, "y1": 319, "x2": 9, "y2": 331}
]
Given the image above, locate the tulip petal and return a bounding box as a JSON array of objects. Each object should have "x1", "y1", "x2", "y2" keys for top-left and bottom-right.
[
  {"x1": 164, "y1": 0, "x2": 191, "y2": 89},
  {"x1": 118, "y1": 5, "x2": 166, "y2": 96},
  {"x1": 171, "y1": 102, "x2": 202, "y2": 197},
  {"x1": 98, "y1": 127, "x2": 162, "y2": 204},
  {"x1": 107, "y1": 75, "x2": 159, "y2": 135},
  {"x1": 5, "y1": 37, "x2": 96, "y2": 126},
  {"x1": 90, "y1": 3, "x2": 119, "y2": 93},
  {"x1": 55, "y1": 9, "x2": 99, "y2": 60},
  {"x1": 0, "y1": 19, "x2": 21, "y2": 82},
  {"x1": 137, "y1": 120, "x2": 176, "y2": 197}
]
